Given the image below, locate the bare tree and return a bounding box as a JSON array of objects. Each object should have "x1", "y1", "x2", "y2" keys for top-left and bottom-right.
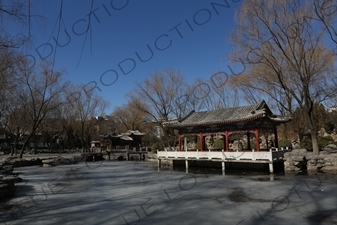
[
  {"x1": 0, "y1": 49, "x2": 20, "y2": 124},
  {"x1": 188, "y1": 74, "x2": 240, "y2": 111},
  {"x1": 128, "y1": 68, "x2": 186, "y2": 122},
  {"x1": 55, "y1": 84, "x2": 83, "y2": 150},
  {"x1": 11, "y1": 61, "x2": 68, "y2": 158},
  {"x1": 313, "y1": 0, "x2": 337, "y2": 48},
  {"x1": 112, "y1": 99, "x2": 148, "y2": 132},
  {"x1": 230, "y1": 0, "x2": 337, "y2": 155},
  {"x1": 127, "y1": 69, "x2": 188, "y2": 149},
  {"x1": 71, "y1": 85, "x2": 109, "y2": 151},
  {"x1": 0, "y1": 0, "x2": 36, "y2": 49},
  {"x1": 2, "y1": 106, "x2": 29, "y2": 156}
]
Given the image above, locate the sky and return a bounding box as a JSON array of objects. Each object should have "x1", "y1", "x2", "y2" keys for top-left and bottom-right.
[{"x1": 10, "y1": 0, "x2": 244, "y2": 113}]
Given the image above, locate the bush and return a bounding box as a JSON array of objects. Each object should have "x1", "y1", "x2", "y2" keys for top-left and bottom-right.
[
  {"x1": 243, "y1": 140, "x2": 256, "y2": 150},
  {"x1": 300, "y1": 137, "x2": 313, "y2": 150},
  {"x1": 318, "y1": 136, "x2": 335, "y2": 149},
  {"x1": 195, "y1": 141, "x2": 200, "y2": 150},
  {"x1": 278, "y1": 139, "x2": 292, "y2": 149},
  {"x1": 212, "y1": 139, "x2": 224, "y2": 150},
  {"x1": 300, "y1": 136, "x2": 335, "y2": 150},
  {"x1": 151, "y1": 142, "x2": 163, "y2": 153}
]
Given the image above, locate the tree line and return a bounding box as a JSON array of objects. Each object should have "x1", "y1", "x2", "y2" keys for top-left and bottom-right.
[{"x1": 0, "y1": 53, "x2": 109, "y2": 158}]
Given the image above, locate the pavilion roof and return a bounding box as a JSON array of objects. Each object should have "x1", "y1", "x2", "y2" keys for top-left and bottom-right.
[
  {"x1": 100, "y1": 130, "x2": 145, "y2": 141},
  {"x1": 122, "y1": 130, "x2": 145, "y2": 136},
  {"x1": 166, "y1": 100, "x2": 290, "y2": 128}
]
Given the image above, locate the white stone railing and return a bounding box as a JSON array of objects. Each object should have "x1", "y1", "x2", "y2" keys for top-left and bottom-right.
[{"x1": 157, "y1": 149, "x2": 286, "y2": 162}]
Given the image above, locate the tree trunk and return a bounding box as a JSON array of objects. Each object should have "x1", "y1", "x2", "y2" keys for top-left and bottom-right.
[
  {"x1": 307, "y1": 109, "x2": 319, "y2": 155},
  {"x1": 311, "y1": 131, "x2": 319, "y2": 155},
  {"x1": 19, "y1": 131, "x2": 36, "y2": 158},
  {"x1": 11, "y1": 137, "x2": 19, "y2": 156},
  {"x1": 19, "y1": 139, "x2": 30, "y2": 158},
  {"x1": 33, "y1": 139, "x2": 38, "y2": 154}
]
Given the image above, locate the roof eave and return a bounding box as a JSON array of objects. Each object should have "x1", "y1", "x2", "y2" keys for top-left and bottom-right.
[{"x1": 167, "y1": 113, "x2": 266, "y2": 129}]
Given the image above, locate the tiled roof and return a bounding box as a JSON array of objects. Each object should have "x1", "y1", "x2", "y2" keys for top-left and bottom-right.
[
  {"x1": 122, "y1": 130, "x2": 145, "y2": 136},
  {"x1": 101, "y1": 130, "x2": 145, "y2": 140},
  {"x1": 166, "y1": 101, "x2": 287, "y2": 128}
]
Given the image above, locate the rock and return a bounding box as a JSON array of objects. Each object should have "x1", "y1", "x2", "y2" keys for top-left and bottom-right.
[
  {"x1": 283, "y1": 149, "x2": 309, "y2": 171},
  {"x1": 146, "y1": 153, "x2": 157, "y2": 160},
  {"x1": 0, "y1": 169, "x2": 13, "y2": 175},
  {"x1": 292, "y1": 142, "x2": 301, "y2": 149},
  {"x1": 282, "y1": 148, "x2": 337, "y2": 172},
  {"x1": 291, "y1": 149, "x2": 308, "y2": 155},
  {"x1": 0, "y1": 182, "x2": 14, "y2": 201},
  {"x1": 321, "y1": 165, "x2": 337, "y2": 171},
  {"x1": 322, "y1": 144, "x2": 337, "y2": 154},
  {"x1": 323, "y1": 144, "x2": 337, "y2": 149},
  {"x1": 6, "y1": 158, "x2": 43, "y2": 167},
  {"x1": 0, "y1": 175, "x2": 22, "y2": 184},
  {"x1": 306, "y1": 153, "x2": 337, "y2": 172},
  {"x1": 42, "y1": 155, "x2": 87, "y2": 167},
  {"x1": 307, "y1": 165, "x2": 323, "y2": 171}
]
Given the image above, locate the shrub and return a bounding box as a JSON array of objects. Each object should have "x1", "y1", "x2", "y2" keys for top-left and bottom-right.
[
  {"x1": 318, "y1": 136, "x2": 335, "y2": 149},
  {"x1": 212, "y1": 139, "x2": 224, "y2": 150},
  {"x1": 195, "y1": 141, "x2": 200, "y2": 150},
  {"x1": 243, "y1": 140, "x2": 256, "y2": 150},
  {"x1": 300, "y1": 136, "x2": 335, "y2": 151},
  {"x1": 300, "y1": 137, "x2": 313, "y2": 150},
  {"x1": 278, "y1": 139, "x2": 292, "y2": 149},
  {"x1": 151, "y1": 142, "x2": 163, "y2": 153}
]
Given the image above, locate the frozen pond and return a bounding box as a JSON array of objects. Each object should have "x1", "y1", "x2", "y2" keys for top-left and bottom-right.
[{"x1": 1, "y1": 161, "x2": 337, "y2": 225}]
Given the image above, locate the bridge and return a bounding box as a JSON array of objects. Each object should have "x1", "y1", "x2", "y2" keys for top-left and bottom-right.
[{"x1": 84, "y1": 147, "x2": 149, "y2": 161}]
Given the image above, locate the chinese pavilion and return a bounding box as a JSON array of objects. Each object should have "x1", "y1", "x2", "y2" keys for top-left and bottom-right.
[{"x1": 165, "y1": 101, "x2": 291, "y2": 152}]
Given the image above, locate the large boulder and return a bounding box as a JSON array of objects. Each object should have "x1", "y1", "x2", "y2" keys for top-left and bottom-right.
[
  {"x1": 284, "y1": 147, "x2": 337, "y2": 172},
  {"x1": 0, "y1": 175, "x2": 22, "y2": 184},
  {"x1": 321, "y1": 144, "x2": 337, "y2": 154},
  {"x1": 42, "y1": 155, "x2": 87, "y2": 167},
  {"x1": 307, "y1": 154, "x2": 337, "y2": 172},
  {"x1": 283, "y1": 149, "x2": 309, "y2": 171},
  {"x1": 5, "y1": 158, "x2": 43, "y2": 167}
]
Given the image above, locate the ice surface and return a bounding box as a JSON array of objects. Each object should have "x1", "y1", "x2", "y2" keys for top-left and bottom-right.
[{"x1": 1, "y1": 161, "x2": 336, "y2": 225}]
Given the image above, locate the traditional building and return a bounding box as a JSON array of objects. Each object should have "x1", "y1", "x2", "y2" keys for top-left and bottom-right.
[
  {"x1": 100, "y1": 130, "x2": 145, "y2": 150},
  {"x1": 165, "y1": 101, "x2": 291, "y2": 152}
]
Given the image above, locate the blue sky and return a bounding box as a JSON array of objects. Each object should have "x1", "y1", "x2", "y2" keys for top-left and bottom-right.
[{"x1": 16, "y1": 0, "x2": 243, "y2": 113}]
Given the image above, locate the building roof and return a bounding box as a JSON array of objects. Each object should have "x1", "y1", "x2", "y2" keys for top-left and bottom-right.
[
  {"x1": 166, "y1": 101, "x2": 290, "y2": 128},
  {"x1": 100, "y1": 130, "x2": 145, "y2": 141},
  {"x1": 122, "y1": 130, "x2": 145, "y2": 136}
]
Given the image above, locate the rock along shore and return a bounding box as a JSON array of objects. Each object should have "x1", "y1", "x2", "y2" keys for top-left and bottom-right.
[
  {"x1": 0, "y1": 153, "x2": 87, "y2": 201},
  {"x1": 283, "y1": 145, "x2": 337, "y2": 173}
]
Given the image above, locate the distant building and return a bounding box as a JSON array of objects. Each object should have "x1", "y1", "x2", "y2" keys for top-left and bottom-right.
[
  {"x1": 328, "y1": 106, "x2": 337, "y2": 113},
  {"x1": 100, "y1": 130, "x2": 145, "y2": 150}
]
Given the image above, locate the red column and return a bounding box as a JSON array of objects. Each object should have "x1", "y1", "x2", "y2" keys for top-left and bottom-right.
[
  {"x1": 274, "y1": 127, "x2": 279, "y2": 149},
  {"x1": 178, "y1": 134, "x2": 181, "y2": 151},
  {"x1": 225, "y1": 130, "x2": 229, "y2": 152},
  {"x1": 255, "y1": 128, "x2": 260, "y2": 152},
  {"x1": 200, "y1": 132, "x2": 203, "y2": 151}
]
